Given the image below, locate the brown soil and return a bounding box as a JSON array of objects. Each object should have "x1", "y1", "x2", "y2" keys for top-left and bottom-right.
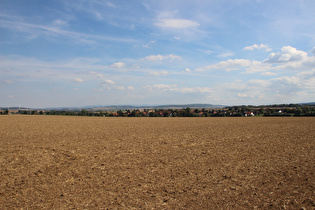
[{"x1": 0, "y1": 115, "x2": 314, "y2": 209}]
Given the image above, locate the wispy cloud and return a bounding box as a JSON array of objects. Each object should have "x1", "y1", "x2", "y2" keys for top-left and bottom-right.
[
  {"x1": 0, "y1": 18, "x2": 136, "y2": 44},
  {"x1": 110, "y1": 62, "x2": 126, "y2": 68},
  {"x1": 144, "y1": 84, "x2": 213, "y2": 94},
  {"x1": 237, "y1": 93, "x2": 248, "y2": 97},
  {"x1": 261, "y1": 72, "x2": 277, "y2": 76},
  {"x1": 217, "y1": 52, "x2": 235, "y2": 58},
  {"x1": 244, "y1": 44, "x2": 272, "y2": 52},
  {"x1": 198, "y1": 49, "x2": 213, "y2": 55},
  {"x1": 52, "y1": 19, "x2": 68, "y2": 27},
  {"x1": 104, "y1": 79, "x2": 115, "y2": 85},
  {"x1": 127, "y1": 86, "x2": 135, "y2": 90},
  {"x1": 143, "y1": 54, "x2": 181, "y2": 62},
  {"x1": 74, "y1": 78, "x2": 84, "y2": 82},
  {"x1": 0, "y1": 55, "x2": 108, "y2": 81},
  {"x1": 220, "y1": 68, "x2": 315, "y2": 103},
  {"x1": 195, "y1": 46, "x2": 315, "y2": 74},
  {"x1": 149, "y1": 70, "x2": 169, "y2": 76},
  {"x1": 195, "y1": 59, "x2": 252, "y2": 72},
  {"x1": 114, "y1": 85, "x2": 125, "y2": 90},
  {"x1": 155, "y1": 18, "x2": 200, "y2": 29}
]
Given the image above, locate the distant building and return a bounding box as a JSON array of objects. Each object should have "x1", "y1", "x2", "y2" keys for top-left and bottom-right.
[{"x1": 245, "y1": 111, "x2": 254, "y2": 117}]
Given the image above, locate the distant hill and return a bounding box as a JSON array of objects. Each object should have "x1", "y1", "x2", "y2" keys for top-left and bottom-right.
[
  {"x1": 83, "y1": 104, "x2": 225, "y2": 111},
  {"x1": 151, "y1": 104, "x2": 225, "y2": 109},
  {"x1": 0, "y1": 107, "x2": 29, "y2": 110},
  {"x1": 1, "y1": 102, "x2": 314, "y2": 111},
  {"x1": 299, "y1": 102, "x2": 315, "y2": 106}
]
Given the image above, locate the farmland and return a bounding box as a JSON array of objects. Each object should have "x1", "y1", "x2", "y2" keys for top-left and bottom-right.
[{"x1": 0, "y1": 115, "x2": 314, "y2": 209}]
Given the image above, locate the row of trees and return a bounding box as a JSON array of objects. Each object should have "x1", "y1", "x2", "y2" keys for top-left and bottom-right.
[
  {"x1": 4, "y1": 105, "x2": 314, "y2": 117},
  {"x1": 0, "y1": 110, "x2": 9, "y2": 115}
]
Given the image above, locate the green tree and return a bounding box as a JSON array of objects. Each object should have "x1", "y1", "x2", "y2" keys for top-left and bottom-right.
[
  {"x1": 303, "y1": 106, "x2": 310, "y2": 114},
  {"x1": 130, "y1": 110, "x2": 138, "y2": 117},
  {"x1": 117, "y1": 110, "x2": 124, "y2": 117},
  {"x1": 184, "y1": 107, "x2": 192, "y2": 117},
  {"x1": 164, "y1": 111, "x2": 169, "y2": 117},
  {"x1": 149, "y1": 112, "x2": 155, "y2": 117},
  {"x1": 295, "y1": 107, "x2": 302, "y2": 116},
  {"x1": 79, "y1": 109, "x2": 87, "y2": 116}
]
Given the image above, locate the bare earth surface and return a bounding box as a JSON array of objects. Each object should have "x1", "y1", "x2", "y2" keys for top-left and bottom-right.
[{"x1": 0, "y1": 115, "x2": 314, "y2": 209}]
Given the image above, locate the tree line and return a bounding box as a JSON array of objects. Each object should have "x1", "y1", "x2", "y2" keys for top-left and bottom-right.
[{"x1": 2, "y1": 105, "x2": 314, "y2": 117}]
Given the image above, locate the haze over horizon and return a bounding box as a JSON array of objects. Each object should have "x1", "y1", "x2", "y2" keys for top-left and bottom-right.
[{"x1": 1, "y1": 0, "x2": 315, "y2": 108}]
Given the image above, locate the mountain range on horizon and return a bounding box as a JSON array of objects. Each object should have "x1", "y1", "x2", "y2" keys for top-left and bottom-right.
[{"x1": 1, "y1": 102, "x2": 315, "y2": 111}]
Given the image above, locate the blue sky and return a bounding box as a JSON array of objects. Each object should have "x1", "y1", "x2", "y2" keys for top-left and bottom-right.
[{"x1": 1, "y1": 0, "x2": 315, "y2": 107}]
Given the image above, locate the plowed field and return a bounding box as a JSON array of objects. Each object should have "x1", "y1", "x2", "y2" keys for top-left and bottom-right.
[{"x1": 0, "y1": 115, "x2": 314, "y2": 209}]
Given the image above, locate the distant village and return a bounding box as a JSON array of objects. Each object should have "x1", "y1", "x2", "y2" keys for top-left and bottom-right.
[{"x1": 1, "y1": 104, "x2": 315, "y2": 117}]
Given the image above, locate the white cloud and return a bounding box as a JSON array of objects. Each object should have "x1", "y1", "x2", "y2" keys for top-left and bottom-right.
[
  {"x1": 74, "y1": 78, "x2": 84, "y2": 82},
  {"x1": 149, "y1": 70, "x2": 169, "y2": 76},
  {"x1": 174, "y1": 36, "x2": 181, "y2": 40},
  {"x1": 106, "y1": 2, "x2": 115, "y2": 8},
  {"x1": 196, "y1": 46, "x2": 315, "y2": 74},
  {"x1": 101, "y1": 79, "x2": 117, "y2": 90},
  {"x1": 265, "y1": 46, "x2": 307, "y2": 63},
  {"x1": 184, "y1": 68, "x2": 191, "y2": 72},
  {"x1": 213, "y1": 59, "x2": 251, "y2": 71},
  {"x1": 0, "y1": 19, "x2": 136, "y2": 44},
  {"x1": 143, "y1": 54, "x2": 181, "y2": 62},
  {"x1": 271, "y1": 76, "x2": 300, "y2": 86},
  {"x1": 96, "y1": 73, "x2": 103, "y2": 78},
  {"x1": 115, "y1": 86, "x2": 125, "y2": 90},
  {"x1": 195, "y1": 59, "x2": 251, "y2": 72},
  {"x1": 4, "y1": 80, "x2": 14, "y2": 84},
  {"x1": 198, "y1": 49, "x2": 213, "y2": 55},
  {"x1": 0, "y1": 55, "x2": 110, "y2": 83},
  {"x1": 223, "y1": 67, "x2": 315, "y2": 103},
  {"x1": 264, "y1": 46, "x2": 315, "y2": 71},
  {"x1": 149, "y1": 84, "x2": 177, "y2": 91},
  {"x1": 247, "y1": 79, "x2": 270, "y2": 87},
  {"x1": 245, "y1": 61, "x2": 272, "y2": 73},
  {"x1": 244, "y1": 44, "x2": 272, "y2": 52},
  {"x1": 181, "y1": 87, "x2": 213, "y2": 94},
  {"x1": 195, "y1": 58, "x2": 272, "y2": 73},
  {"x1": 296, "y1": 68, "x2": 315, "y2": 78},
  {"x1": 261, "y1": 72, "x2": 277, "y2": 76},
  {"x1": 52, "y1": 19, "x2": 68, "y2": 27},
  {"x1": 237, "y1": 93, "x2": 248, "y2": 97},
  {"x1": 110, "y1": 62, "x2": 125, "y2": 68},
  {"x1": 144, "y1": 84, "x2": 213, "y2": 94},
  {"x1": 217, "y1": 52, "x2": 234, "y2": 58},
  {"x1": 127, "y1": 86, "x2": 135, "y2": 90},
  {"x1": 155, "y1": 18, "x2": 200, "y2": 29},
  {"x1": 104, "y1": 79, "x2": 115, "y2": 85}
]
